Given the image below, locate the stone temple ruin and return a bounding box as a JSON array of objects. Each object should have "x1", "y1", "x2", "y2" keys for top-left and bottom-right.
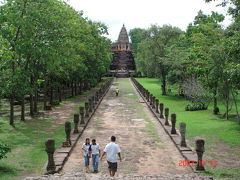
[{"x1": 110, "y1": 25, "x2": 136, "y2": 77}]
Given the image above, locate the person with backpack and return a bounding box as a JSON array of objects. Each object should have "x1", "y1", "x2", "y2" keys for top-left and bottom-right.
[{"x1": 89, "y1": 139, "x2": 100, "y2": 173}]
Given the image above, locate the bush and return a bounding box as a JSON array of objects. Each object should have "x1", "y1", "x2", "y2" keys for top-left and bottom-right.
[
  {"x1": 182, "y1": 78, "x2": 211, "y2": 106},
  {"x1": 185, "y1": 103, "x2": 208, "y2": 111},
  {"x1": 0, "y1": 142, "x2": 11, "y2": 160},
  {"x1": 213, "y1": 107, "x2": 220, "y2": 114}
]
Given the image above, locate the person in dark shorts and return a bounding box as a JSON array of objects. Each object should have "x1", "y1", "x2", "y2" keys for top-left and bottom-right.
[{"x1": 100, "y1": 136, "x2": 122, "y2": 177}]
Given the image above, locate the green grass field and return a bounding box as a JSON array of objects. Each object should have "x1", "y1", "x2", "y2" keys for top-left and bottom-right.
[
  {"x1": 0, "y1": 80, "x2": 109, "y2": 180},
  {"x1": 136, "y1": 78, "x2": 240, "y2": 178}
]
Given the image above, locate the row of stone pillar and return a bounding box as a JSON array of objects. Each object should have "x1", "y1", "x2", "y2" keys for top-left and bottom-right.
[
  {"x1": 131, "y1": 77, "x2": 205, "y2": 171},
  {"x1": 45, "y1": 78, "x2": 113, "y2": 174}
]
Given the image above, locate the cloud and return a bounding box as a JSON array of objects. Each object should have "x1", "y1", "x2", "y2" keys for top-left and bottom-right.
[{"x1": 68, "y1": 0, "x2": 231, "y2": 41}]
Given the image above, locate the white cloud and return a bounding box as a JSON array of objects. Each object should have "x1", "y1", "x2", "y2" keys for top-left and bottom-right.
[{"x1": 68, "y1": 0, "x2": 231, "y2": 41}]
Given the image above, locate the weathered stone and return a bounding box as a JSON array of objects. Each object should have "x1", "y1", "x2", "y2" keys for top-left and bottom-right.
[
  {"x1": 91, "y1": 96, "x2": 95, "y2": 109},
  {"x1": 196, "y1": 139, "x2": 205, "y2": 171},
  {"x1": 88, "y1": 99, "x2": 92, "y2": 113},
  {"x1": 164, "y1": 108, "x2": 169, "y2": 125},
  {"x1": 79, "y1": 107, "x2": 85, "y2": 125},
  {"x1": 147, "y1": 91, "x2": 150, "y2": 102},
  {"x1": 73, "y1": 114, "x2": 79, "y2": 133},
  {"x1": 179, "y1": 122, "x2": 187, "y2": 147},
  {"x1": 159, "y1": 103, "x2": 164, "y2": 118},
  {"x1": 62, "y1": 121, "x2": 71, "y2": 147},
  {"x1": 45, "y1": 138, "x2": 56, "y2": 174},
  {"x1": 150, "y1": 94, "x2": 153, "y2": 105},
  {"x1": 171, "y1": 114, "x2": 177, "y2": 134},
  {"x1": 96, "y1": 92, "x2": 99, "y2": 101},
  {"x1": 155, "y1": 99, "x2": 159, "y2": 113},
  {"x1": 85, "y1": 102, "x2": 89, "y2": 118},
  {"x1": 152, "y1": 97, "x2": 156, "y2": 108},
  {"x1": 110, "y1": 25, "x2": 136, "y2": 77}
]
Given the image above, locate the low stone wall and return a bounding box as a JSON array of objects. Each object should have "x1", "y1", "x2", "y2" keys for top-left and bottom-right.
[
  {"x1": 44, "y1": 78, "x2": 113, "y2": 174},
  {"x1": 131, "y1": 77, "x2": 206, "y2": 172}
]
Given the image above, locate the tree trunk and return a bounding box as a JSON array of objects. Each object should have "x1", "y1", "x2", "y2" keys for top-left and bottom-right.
[
  {"x1": 43, "y1": 79, "x2": 48, "y2": 110},
  {"x1": 223, "y1": 81, "x2": 230, "y2": 120},
  {"x1": 74, "y1": 82, "x2": 77, "y2": 96},
  {"x1": 50, "y1": 88, "x2": 53, "y2": 105},
  {"x1": 161, "y1": 76, "x2": 167, "y2": 95},
  {"x1": 33, "y1": 86, "x2": 38, "y2": 114},
  {"x1": 213, "y1": 81, "x2": 218, "y2": 108},
  {"x1": 58, "y1": 87, "x2": 62, "y2": 102},
  {"x1": 62, "y1": 86, "x2": 65, "y2": 100},
  {"x1": 30, "y1": 94, "x2": 34, "y2": 116},
  {"x1": 71, "y1": 82, "x2": 74, "y2": 97},
  {"x1": 10, "y1": 97, "x2": 14, "y2": 126},
  {"x1": 21, "y1": 97, "x2": 25, "y2": 121},
  {"x1": 226, "y1": 98, "x2": 229, "y2": 120},
  {"x1": 213, "y1": 90, "x2": 217, "y2": 108},
  {"x1": 232, "y1": 90, "x2": 240, "y2": 119}
]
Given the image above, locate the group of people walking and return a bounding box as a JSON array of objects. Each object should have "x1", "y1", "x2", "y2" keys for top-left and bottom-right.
[{"x1": 82, "y1": 136, "x2": 122, "y2": 177}]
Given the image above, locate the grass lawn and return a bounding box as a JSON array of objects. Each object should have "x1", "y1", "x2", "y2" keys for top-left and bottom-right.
[
  {"x1": 136, "y1": 78, "x2": 240, "y2": 179},
  {"x1": 0, "y1": 79, "x2": 109, "y2": 180}
]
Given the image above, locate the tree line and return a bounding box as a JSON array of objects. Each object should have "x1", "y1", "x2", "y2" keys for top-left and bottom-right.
[
  {"x1": 129, "y1": 0, "x2": 239, "y2": 119},
  {"x1": 0, "y1": 0, "x2": 111, "y2": 125}
]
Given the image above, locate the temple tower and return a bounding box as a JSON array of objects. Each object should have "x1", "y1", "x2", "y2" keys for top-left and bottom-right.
[{"x1": 110, "y1": 25, "x2": 136, "y2": 77}]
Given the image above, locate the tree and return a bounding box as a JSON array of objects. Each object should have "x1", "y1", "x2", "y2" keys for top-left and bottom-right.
[
  {"x1": 0, "y1": 0, "x2": 111, "y2": 125},
  {"x1": 135, "y1": 25, "x2": 183, "y2": 95}
]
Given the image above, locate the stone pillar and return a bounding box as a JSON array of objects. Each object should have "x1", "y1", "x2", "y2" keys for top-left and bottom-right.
[
  {"x1": 147, "y1": 91, "x2": 150, "y2": 102},
  {"x1": 152, "y1": 97, "x2": 156, "y2": 108},
  {"x1": 171, "y1": 114, "x2": 177, "y2": 134},
  {"x1": 164, "y1": 108, "x2": 169, "y2": 125},
  {"x1": 150, "y1": 94, "x2": 153, "y2": 105},
  {"x1": 96, "y1": 92, "x2": 99, "y2": 101},
  {"x1": 159, "y1": 103, "x2": 164, "y2": 118},
  {"x1": 92, "y1": 96, "x2": 95, "y2": 109},
  {"x1": 73, "y1": 114, "x2": 79, "y2": 133},
  {"x1": 45, "y1": 138, "x2": 56, "y2": 174},
  {"x1": 64, "y1": 121, "x2": 71, "y2": 146},
  {"x1": 179, "y1": 122, "x2": 187, "y2": 147},
  {"x1": 85, "y1": 102, "x2": 89, "y2": 118},
  {"x1": 88, "y1": 99, "x2": 92, "y2": 113},
  {"x1": 80, "y1": 107, "x2": 85, "y2": 125},
  {"x1": 196, "y1": 139, "x2": 205, "y2": 171},
  {"x1": 155, "y1": 99, "x2": 159, "y2": 113}
]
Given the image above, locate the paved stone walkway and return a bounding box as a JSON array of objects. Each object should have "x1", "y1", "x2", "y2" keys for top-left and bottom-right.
[
  {"x1": 25, "y1": 172, "x2": 213, "y2": 180},
  {"x1": 63, "y1": 78, "x2": 191, "y2": 175}
]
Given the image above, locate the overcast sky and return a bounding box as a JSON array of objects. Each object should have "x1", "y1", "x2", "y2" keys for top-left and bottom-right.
[{"x1": 68, "y1": 0, "x2": 231, "y2": 41}]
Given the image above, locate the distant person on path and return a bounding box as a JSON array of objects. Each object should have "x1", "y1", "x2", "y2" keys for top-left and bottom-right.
[
  {"x1": 115, "y1": 87, "x2": 120, "y2": 97},
  {"x1": 89, "y1": 139, "x2": 100, "y2": 173},
  {"x1": 100, "y1": 136, "x2": 122, "y2": 177},
  {"x1": 82, "y1": 138, "x2": 91, "y2": 173}
]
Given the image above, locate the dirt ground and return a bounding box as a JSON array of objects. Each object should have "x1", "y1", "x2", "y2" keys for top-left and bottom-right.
[{"x1": 63, "y1": 78, "x2": 192, "y2": 175}]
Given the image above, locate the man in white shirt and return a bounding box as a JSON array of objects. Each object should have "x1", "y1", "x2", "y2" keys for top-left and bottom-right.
[
  {"x1": 100, "y1": 136, "x2": 122, "y2": 177},
  {"x1": 89, "y1": 139, "x2": 100, "y2": 173}
]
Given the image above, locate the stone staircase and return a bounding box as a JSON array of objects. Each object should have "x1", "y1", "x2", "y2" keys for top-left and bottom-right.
[
  {"x1": 25, "y1": 172, "x2": 214, "y2": 180},
  {"x1": 110, "y1": 51, "x2": 136, "y2": 72}
]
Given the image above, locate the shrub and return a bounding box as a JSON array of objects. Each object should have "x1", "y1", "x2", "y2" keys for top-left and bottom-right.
[
  {"x1": 0, "y1": 142, "x2": 11, "y2": 160},
  {"x1": 182, "y1": 78, "x2": 211, "y2": 108},
  {"x1": 185, "y1": 103, "x2": 208, "y2": 111},
  {"x1": 213, "y1": 107, "x2": 220, "y2": 114}
]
